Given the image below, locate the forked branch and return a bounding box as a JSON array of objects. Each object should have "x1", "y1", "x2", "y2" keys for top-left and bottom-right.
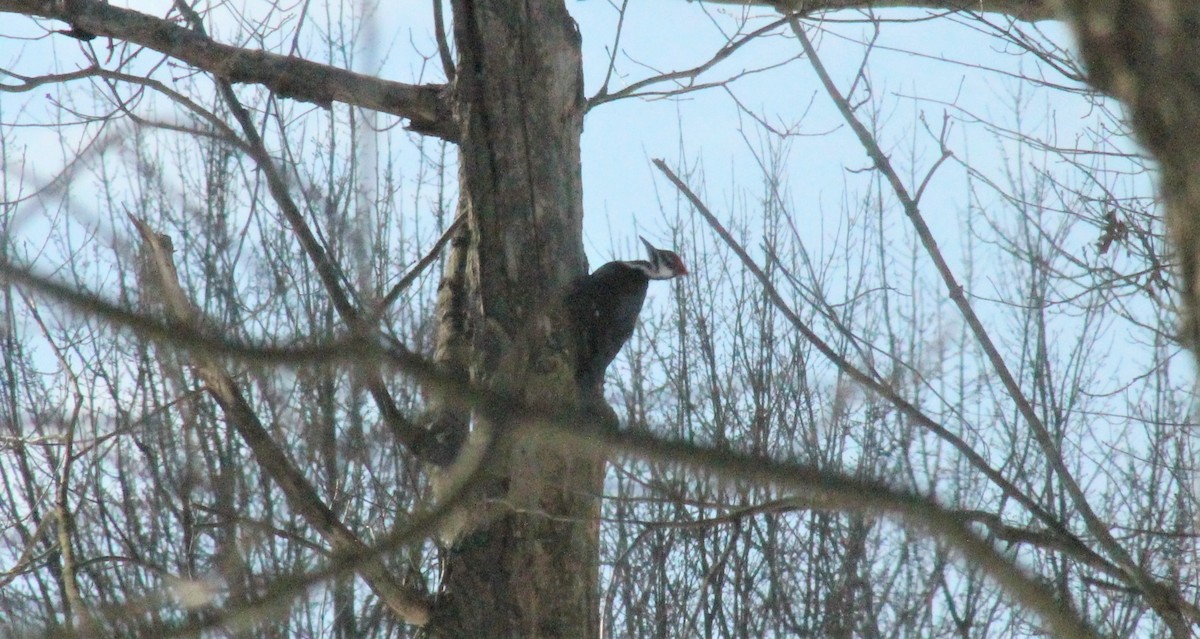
[
  {"x1": 128, "y1": 214, "x2": 433, "y2": 627},
  {"x1": 787, "y1": 15, "x2": 1196, "y2": 635},
  {"x1": 0, "y1": 0, "x2": 454, "y2": 139}
]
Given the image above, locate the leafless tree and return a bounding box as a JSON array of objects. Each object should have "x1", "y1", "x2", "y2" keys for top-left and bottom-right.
[{"x1": 0, "y1": 1, "x2": 1196, "y2": 638}]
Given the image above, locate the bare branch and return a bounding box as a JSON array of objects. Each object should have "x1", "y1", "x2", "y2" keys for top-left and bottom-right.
[
  {"x1": 128, "y1": 214, "x2": 433, "y2": 626},
  {"x1": 0, "y1": 0, "x2": 455, "y2": 139},
  {"x1": 700, "y1": 0, "x2": 1056, "y2": 22},
  {"x1": 432, "y1": 0, "x2": 455, "y2": 82},
  {"x1": 788, "y1": 16, "x2": 1196, "y2": 635},
  {"x1": 550, "y1": 422, "x2": 1103, "y2": 639},
  {"x1": 652, "y1": 158, "x2": 1075, "y2": 543},
  {"x1": 377, "y1": 214, "x2": 465, "y2": 317},
  {"x1": 170, "y1": 0, "x2": 446, "y2": 462},
  {"x1": 588, "y1": 15, "x2": 793, "y2": 109}
]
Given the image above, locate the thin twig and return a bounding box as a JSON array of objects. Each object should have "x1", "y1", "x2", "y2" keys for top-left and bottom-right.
[
  {"x1": 587, "y1": 16, "x2": 791, "y2": 110},
  {"x1": 129, "y1": 213, "x2": 433, "y2": 626},
  {"x1": 652, "y1": 157, "x2": 1100, "y2": 639},
  {"x1": 168, "y1": 0, "x2": 432, "y2": 458},
  {"x1": 788, "y1": 15, "x2": 1195, "y2": 635},
  {"x1": 376, "y1": 214, "x2": 465, "y2": 316},
  {"x1": 596, "y1": 0, "x2": 631, "y2": 98}
]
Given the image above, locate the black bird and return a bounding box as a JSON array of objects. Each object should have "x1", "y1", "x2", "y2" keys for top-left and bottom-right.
[{"x1": 566, "y1": 236, "x2": 688, "y2": 391}]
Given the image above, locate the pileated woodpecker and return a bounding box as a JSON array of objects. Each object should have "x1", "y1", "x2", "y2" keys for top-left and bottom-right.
[{"x1": 567, "y1": 236, "x2": 689, "y2": 391}]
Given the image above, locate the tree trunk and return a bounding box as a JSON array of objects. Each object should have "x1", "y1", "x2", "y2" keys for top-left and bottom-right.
[
  {"x1": 425, "y1": 1, "x2": 601, "y2": 637},
  {"x1": 1062, "y1": 1, "x2": 1200, "y2": 361}
]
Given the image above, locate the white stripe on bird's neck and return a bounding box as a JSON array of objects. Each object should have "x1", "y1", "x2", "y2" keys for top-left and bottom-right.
[{"x1": 623, "y1": 259, "x2": 677, "y2": 280}]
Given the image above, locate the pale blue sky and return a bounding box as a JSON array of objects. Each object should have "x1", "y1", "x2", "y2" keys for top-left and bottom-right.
[
  {"x1": 0, "y1": 3, "x2": 1118, "y2": 263},
  {"x1": 0, "y1": 2, "x2": 1160, "y2": 374}
]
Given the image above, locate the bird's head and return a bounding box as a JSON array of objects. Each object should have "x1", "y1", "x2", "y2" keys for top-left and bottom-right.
[{"x1": 640, "y1": 236, "x2": 689, "y2": 280}]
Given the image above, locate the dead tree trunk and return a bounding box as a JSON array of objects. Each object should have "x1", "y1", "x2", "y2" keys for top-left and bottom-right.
[{"x1": 424, "y1": 1, "x2": 601, "y2": 637}]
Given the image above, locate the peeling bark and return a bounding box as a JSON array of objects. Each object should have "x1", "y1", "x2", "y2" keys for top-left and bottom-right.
[{"x1": 424, "y1": 1, "x2": 600, "y2": 637}]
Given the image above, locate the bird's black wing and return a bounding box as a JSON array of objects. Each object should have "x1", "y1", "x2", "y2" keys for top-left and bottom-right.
[{"x1": 565, "y1": 262, "x2": 649, "y2": 390}]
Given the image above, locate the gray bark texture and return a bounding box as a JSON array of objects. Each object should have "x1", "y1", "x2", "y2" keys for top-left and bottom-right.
[{"x1": 424, "y1": 1, "x2": 601, "y2": 637}]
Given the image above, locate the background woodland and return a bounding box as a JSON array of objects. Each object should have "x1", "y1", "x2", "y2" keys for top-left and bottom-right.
[{"x1": 0, "y1": 1, "x2": 1197, "y2": 637}]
